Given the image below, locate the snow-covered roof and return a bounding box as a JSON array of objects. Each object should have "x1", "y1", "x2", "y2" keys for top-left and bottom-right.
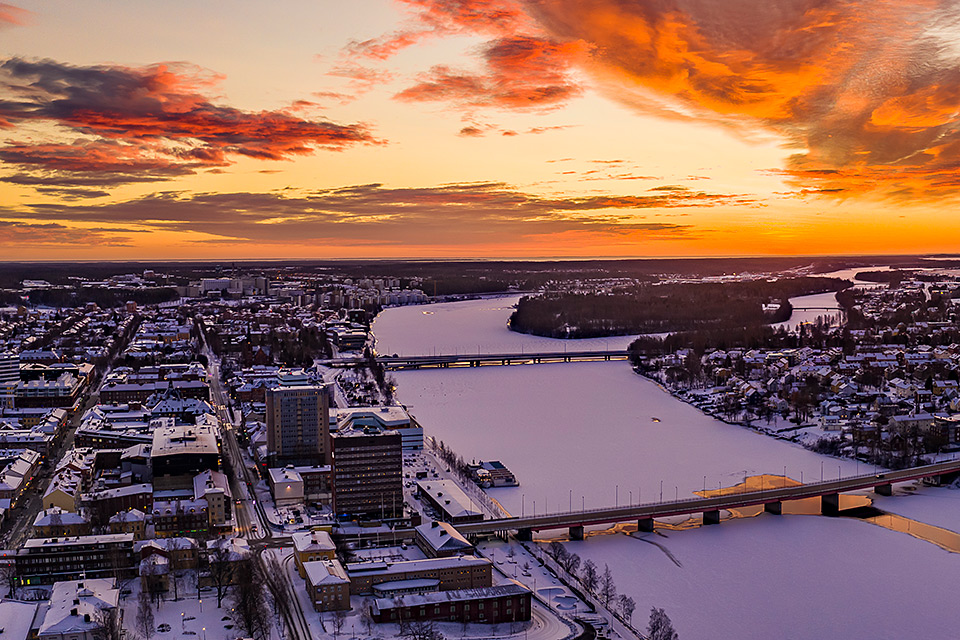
[
  {"x1": 414, "y1": 521, "x2": 472, "y2": 554},
  {"x1": 39, "y1": 579, "x2": 118, "y2": 636},
  {"x1": 303, "y1": 559, "x2": 349, "y2": 587},
  {"x1": 0, "y1": 600, "x2": 39, "y2": 640},
  {"x1": 292, "y1": 530, "x2": 335, "y2": 554}
]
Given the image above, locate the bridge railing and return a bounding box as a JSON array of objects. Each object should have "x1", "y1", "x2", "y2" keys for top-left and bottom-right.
[{"x1": 465, "y1": 458, "x2": 960, "y2": 530}]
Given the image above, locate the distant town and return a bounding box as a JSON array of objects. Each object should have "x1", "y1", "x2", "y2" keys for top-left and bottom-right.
[{"x1": 0, "y1": 257, "x2": 957, "y2": 640}]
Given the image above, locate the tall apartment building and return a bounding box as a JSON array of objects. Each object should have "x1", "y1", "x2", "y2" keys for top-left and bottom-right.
[
  {"x1": 0, "y1": 352, "x2": 19, "y2": 410},
  {"x1": 332, "y1": 425, "x2": 402, "y2": 520},
  {"x1": 266, "y1": 382, "x2": 331, "y2": 467}
]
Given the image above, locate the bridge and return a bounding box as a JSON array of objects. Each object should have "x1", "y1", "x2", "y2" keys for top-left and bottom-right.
[
  {"x1": 318, "y1": 349, "x2": 630, "y2": 370},
  {"x1": 790, "y1": 307, "x2": 843, "y2": 312},
  {"x1": 454, "y1": 459, "x2": 960, "y2": 541}
]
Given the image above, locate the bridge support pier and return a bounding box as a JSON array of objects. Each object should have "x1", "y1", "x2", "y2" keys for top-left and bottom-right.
[
  {"x1": 821, "y1": 492, "x2": 840, "y2": 516},
  {"x1": 702, "y1": 510, "x2": 721, "y2": 526},
  {"x1": 516, "y1": 528, "x2": 532, "y2": 542},
  {"x1": 637, "y1": 518, "x2": 655, "y2": 533},
  {"x1": 764, "y1": 501, "x2": 782, "y2": 515},
  {"x1": 875, "y1": 483, "x2": 892, "y2": 496},
  {"x1": 569, "y1": 526, "x2": 584, "y2": 541}
]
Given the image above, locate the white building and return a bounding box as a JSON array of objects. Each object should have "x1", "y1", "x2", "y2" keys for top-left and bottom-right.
[{"x1": 38, "y1": 579, "x2": 119, "y2": 640}]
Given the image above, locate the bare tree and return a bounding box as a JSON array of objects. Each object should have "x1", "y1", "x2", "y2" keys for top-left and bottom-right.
[
  {"x1": 207, "y1": 541, "x2": 233, "y2": 608},
  {"x1": 0, "y1": 562, "x2": 18, "y2": 598},
  {"x1": 92, "y1": 606, "x2": 123, "y2": 640},
  {"x1": 399, "y1": 619, "x2": 445, "y2": 640},
  {"x1": 580, "y1": 560, "x2": 599, "y2": 594},
  {"x1": 617, "y1": 595, "x2": 636, "y2": 625},
  {"x1": 547, "y1": 540, "x2": 566, "y2": 562},
  {"x1": 361, "y1": 604, "x2": 375, "y2": 636},
  {"x1": 331, "y1": 610, "x2": 347, "y2": 639},
  {"x1": 563, "y1": 552, "x2": 581, "y2": 576},
  {"x1": 599, "y1": 564, "x2": 617, "y2": 606},
  {"x1": 647, "y1": 607, "x2": 679, "y2": 640},
  {"x1": 229, "y1": 558, "x2": 271, "y2": 640},
  {"x1": 136, "y1": 589, "x2": 155, "y2": 639}
]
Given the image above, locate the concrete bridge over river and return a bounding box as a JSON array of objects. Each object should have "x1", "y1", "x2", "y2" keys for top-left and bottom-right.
[
  {"x1": 318, "y1": 349, "x2": 630, "y2": 370},
  {"x1": 453, "y1": 459, "x2": 960, "y2": 541}
]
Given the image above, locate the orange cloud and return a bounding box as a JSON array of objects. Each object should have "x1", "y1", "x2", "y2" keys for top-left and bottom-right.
[
  {"x1": 396, "y1": 36, "x2": 588, "y2": 110},
  {"x1": 0, "y1": 3, "x2": 28, "y2": 28},
  {"x1": 384, "y1": 0, "x2": 960, "y2": 198},
  {"x1": 523, "y1": 0, "x2": 960, "y2": 198},
  {"x1": 0, "y1": 58, "x2": 379, "y2": 191}
]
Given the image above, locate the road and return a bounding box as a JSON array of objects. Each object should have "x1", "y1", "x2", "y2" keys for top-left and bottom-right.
[
  {"x1": 200, "y1": 338, "x2": 269, "y2": 542},
  {"x1": 200, "y1": 333, "x2": 313, "y2": 640}
]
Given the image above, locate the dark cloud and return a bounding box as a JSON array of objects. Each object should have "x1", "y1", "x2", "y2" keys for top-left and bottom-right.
[
  {"x1": 0, "y1": 220, "x2": 130, "y2": 246},
  {"x1": 0, "y1": 57, "x2": 380, "y2": 189},
  {"x1": 7, "y1": 182, "x2": 758, "y2": 246}
]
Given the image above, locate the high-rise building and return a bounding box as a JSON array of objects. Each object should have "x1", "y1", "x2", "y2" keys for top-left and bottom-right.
[
  {"x1": 332, "y1": 424, "x2": 402, "y2": 519},
  {"x1": 266, "y1": 382, "x2": 331, "y2": 467},
  {"x1": 0, "y1": 352, "x2": 19, "y2": 409}
]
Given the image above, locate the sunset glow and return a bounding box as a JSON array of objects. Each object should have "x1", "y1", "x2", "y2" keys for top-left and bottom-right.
[{"x1": 3, "y1": 0, "x2": 960, "y2": 259}]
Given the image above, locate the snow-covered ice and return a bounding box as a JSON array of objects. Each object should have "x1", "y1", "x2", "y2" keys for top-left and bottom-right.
[{"x1": 374, "y1": 295, "x2": 960, "y2": 640}]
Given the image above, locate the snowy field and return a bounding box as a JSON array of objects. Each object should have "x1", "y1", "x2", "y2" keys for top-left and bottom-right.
[
  {"x1": 564, "y1": 516, "x2": 960, "y2": 640},
  {"x1": 374, "y1": 295, "x2": 960, "y2": 640}
]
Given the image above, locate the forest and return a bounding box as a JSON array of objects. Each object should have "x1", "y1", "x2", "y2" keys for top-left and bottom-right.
[{"x1": 509, "y1": 277, "x2": 852, "y2": 339}]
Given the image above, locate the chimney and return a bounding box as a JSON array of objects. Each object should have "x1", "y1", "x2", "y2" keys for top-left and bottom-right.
[
  {"x1": 431, "y1": 521, "x2": 438, "y2": 528},
  {"x1": 70, "y1": 608, "x2": 78, "y2": 616}
]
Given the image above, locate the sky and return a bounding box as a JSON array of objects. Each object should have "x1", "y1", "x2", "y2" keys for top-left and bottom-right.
[{"x1": 2, "y1": 0, "x2": 960, "y2": 260}]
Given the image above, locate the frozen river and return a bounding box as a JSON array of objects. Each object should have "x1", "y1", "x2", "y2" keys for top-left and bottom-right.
[{"x1": 374, "y1": 296, "x2": 960, "y2": 640}]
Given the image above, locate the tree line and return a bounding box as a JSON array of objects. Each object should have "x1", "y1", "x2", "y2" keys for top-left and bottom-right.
[{"x1": 510, "y1": 277, "x2": 850, "y2": 339}]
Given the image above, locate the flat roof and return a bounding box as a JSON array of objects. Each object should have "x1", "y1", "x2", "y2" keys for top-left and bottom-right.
[
  {"x1": 347, "y1": 554, "x2": 490, "y2": 577},
  {"x1": 416, "y1": 480, "x2": 483, "y2": 520},
  {"x1": 374, "y1": 581, "x2": 530, "y2": 610},
  {"x1": 152, "y1": 424, "x2": 218, "y2": 457}
]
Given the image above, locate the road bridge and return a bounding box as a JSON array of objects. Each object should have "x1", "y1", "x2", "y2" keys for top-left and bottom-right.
[
  {"x1": 318, "y1": 349, "x2": 630, "y2": 370},
  {"x1": 454, "y1": 459, "x2": 960, "y2": 540}
]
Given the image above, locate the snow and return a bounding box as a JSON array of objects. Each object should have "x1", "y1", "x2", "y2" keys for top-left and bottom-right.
[
  {"x1": 564, "y1": 516, "x2": 960, "y2": 640},
  {"x1": 374, "y1": 295, "x2": 960, "y2": 640},
  {"x1": 120, "y1": 577, "x2": 255, "y2": 640},
  {"x1": 371, "y1": 295, "x2": 638, "y2": 357},
  {"x1": 274, "y1": 545, "x2": 568, "y2": 640},
  {"x1": 386, "y1": 362, "x2": 862, "y2": 517},
  {"x1": 872, "y1": 482, "x2": 960, "y2": 532}
]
